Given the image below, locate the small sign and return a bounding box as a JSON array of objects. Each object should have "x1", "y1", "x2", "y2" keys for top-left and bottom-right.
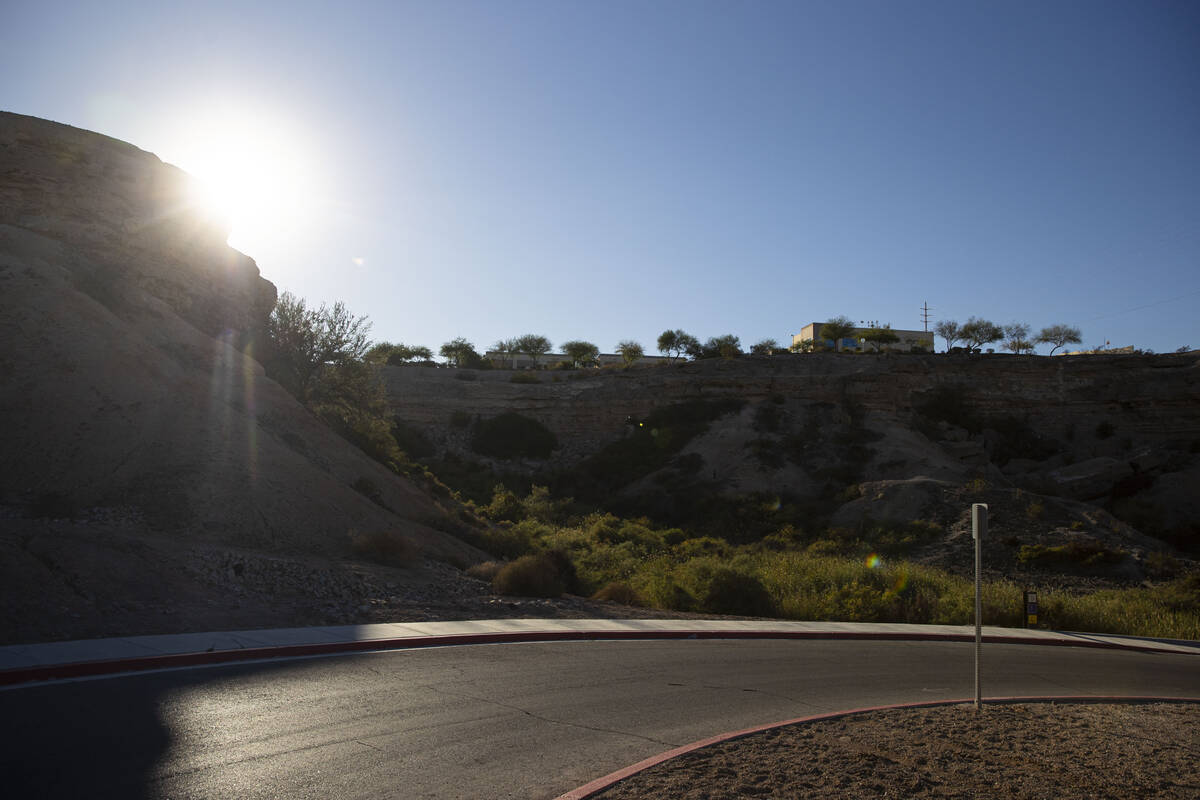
[{"x1": 1024, "y1": 589, "x2": 1038, "y2": 628}]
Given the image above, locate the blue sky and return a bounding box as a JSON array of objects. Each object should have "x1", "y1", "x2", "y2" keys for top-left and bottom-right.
[{"x1": 5, "y1": 1, "x2": 1199, "y2": 355}]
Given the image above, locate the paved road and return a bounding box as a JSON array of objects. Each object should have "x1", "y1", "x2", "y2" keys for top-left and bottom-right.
[{"x1": 3, "y1": 639, "x2": 1196, "y2": 799}]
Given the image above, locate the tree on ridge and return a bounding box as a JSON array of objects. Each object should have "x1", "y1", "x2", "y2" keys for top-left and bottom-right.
[{"x1": 1036, "y1": 324, "x2": 1082, "y2": 356}]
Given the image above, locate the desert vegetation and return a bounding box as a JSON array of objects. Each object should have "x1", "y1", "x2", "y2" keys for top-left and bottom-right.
[
  {"x1": 458, "y1": 485, "x2": 1199, "y2": 639},
  {"x1": 257, "y1": 291, "x2": 1197, "y2": 642}
]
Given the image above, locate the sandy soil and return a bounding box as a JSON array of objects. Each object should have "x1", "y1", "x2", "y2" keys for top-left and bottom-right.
[{"x1": 594, "y1": 702, "x2": 1199, "y2": 799}]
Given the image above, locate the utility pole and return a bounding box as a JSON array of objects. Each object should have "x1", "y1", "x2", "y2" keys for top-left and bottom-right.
[
  {"x1": 920, "y1": 301, "x2": 932, "y2": 332},
  {"x1": 973, "y1": 503, "x2": 987, "y2": 711}
]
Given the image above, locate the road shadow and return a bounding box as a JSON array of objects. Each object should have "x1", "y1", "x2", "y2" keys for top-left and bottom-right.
[{"x1": 0, "y1": 655, "x2": 323, "y2": 799}]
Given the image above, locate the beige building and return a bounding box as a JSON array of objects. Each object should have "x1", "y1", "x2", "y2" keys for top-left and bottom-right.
[{"x1": 792, "y1": 322, "x2": 934, "y2": 353}]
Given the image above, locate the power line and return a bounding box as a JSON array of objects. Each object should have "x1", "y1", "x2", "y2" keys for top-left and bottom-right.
[{"x1": 1078, "y1": 287, "x2": 1200, "y2": 324}]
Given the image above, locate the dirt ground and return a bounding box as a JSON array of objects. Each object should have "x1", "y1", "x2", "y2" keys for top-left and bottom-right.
[{"x1": 594, "y1": 702, "x2": 1199, "y2": 799}]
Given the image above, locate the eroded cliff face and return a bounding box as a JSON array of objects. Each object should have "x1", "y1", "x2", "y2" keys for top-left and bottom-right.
[
  {"x1": 383, "y1": 352, "x2": 1200, "y2": 558},
  {"x1": 385, "y1": 352, "x2": 1200, "y2": 472}
]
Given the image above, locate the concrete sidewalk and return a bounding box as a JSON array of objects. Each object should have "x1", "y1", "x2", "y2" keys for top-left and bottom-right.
[{"x1": 2, "y1": 619, "x2": 1197, "y2": 686}]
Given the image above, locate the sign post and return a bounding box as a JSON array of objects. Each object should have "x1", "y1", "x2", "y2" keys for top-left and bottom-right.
[
  {"x1": 972, "y1": 503, "x2": 987, "y2": 711},
  {"x1": 1024, "y1": 588, "x2": 1038, "y2": 628}
]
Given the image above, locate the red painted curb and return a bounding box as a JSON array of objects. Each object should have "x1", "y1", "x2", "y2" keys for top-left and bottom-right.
[
  {"x1": 553, "y1": 695, "x2": 1200, "y2": 800},
  {"x1": 1, "y1": 628, "x2": 1194, "y2": 687}
]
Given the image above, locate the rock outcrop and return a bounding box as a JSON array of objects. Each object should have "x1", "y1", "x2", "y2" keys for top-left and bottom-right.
[{"x1": 0, "y1": 112, "x2": 481, "y2": 609}]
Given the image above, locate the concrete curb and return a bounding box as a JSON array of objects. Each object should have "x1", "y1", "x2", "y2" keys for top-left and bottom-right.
[
  {"x1": 1, "y1": 626, "x2": 1195, "y2": 687},
  {"x1": 553, "y1": 695, "x2": 1200, "y2": 800}
]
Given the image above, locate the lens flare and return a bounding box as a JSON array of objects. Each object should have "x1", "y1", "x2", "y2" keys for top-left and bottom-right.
[{"x1": 865, "y1": 553, "x2": 882, "y2": 569}]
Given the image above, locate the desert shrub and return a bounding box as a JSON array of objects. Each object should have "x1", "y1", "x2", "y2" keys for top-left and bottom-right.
[
  {"x1": 569, "y1": 541, "x2": 639, "y2": 588},
  {"x1": 449, "y1": 410, "x2": 472, "y2": 428},
  {"x1": 510, "y1": 371, "x2": 541, "y2": 384},
  {"x1": 522, "y1": 484, "x2": 574, "y2": 524},
  {"x1": 1026, "y1": 501, "x2": 1045, "y2": 520},
  {"x1": 454, "y1": 370, "x2": 477, "y2": 381},
  {"x1": 583, "y1": 516, "x2": 659, "y2": 552},
  {"x1": 452, "y1": 515, "x2": 537, "y2": 560},
  {"x1": 349, "y1": 529, "x2": 417, "y2": 566},
  {"x1": 698, "y1": 568, "x2": 775, "y2": 617},
  {"x1": 492, "y1": 549, "x2": 576, "y2": 597},
  {"x1": 592, "y1": 582, "x2": 644, "y2": 606},
  {"x1": 634, "y1": 558, "x2": 696, "y2": 611},
  {"x1": 673, "y1": 536, "x2": 731, "y2": 559},
  {"x1": 471, "y1": 412, "x2": 558, "y2": 460},
  {"x1": 463, "y1": 563, "x2": 501, "y2": 582},
  {"x1": 492, "y1": 554, "x2": 564, "y2": 597}
]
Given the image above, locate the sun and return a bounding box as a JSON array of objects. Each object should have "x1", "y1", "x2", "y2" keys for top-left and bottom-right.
[{"x1": 166, "y1": 106, "x2": 319, "y2": 256}]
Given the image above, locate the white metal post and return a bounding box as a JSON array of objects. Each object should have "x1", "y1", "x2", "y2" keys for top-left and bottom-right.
[{"x1": 972, "y1": 503, "x2": 987, "y2": 711}]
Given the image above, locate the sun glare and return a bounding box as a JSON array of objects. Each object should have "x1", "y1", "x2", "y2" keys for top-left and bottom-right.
[{"x1": 167, "y1": 107, "x2": 319, "y2": 256}]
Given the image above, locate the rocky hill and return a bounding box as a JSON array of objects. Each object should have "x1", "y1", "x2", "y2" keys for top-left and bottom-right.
[
  {"x1": 2, "y1": 111, "x2": 1194, "y2": 644},
  {"x1": 0, "y1": 112, "x2": 494, "y2": 643}
]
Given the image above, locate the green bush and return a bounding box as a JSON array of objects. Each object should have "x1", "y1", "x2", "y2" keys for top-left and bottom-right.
[{"x1": 510, "y1": 371, "x2": 541, "y2": 384}]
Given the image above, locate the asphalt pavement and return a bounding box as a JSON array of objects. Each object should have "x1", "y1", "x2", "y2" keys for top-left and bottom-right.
[{"x1": 1, "y1": 621, "x2": 1197, "y2": 799}]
